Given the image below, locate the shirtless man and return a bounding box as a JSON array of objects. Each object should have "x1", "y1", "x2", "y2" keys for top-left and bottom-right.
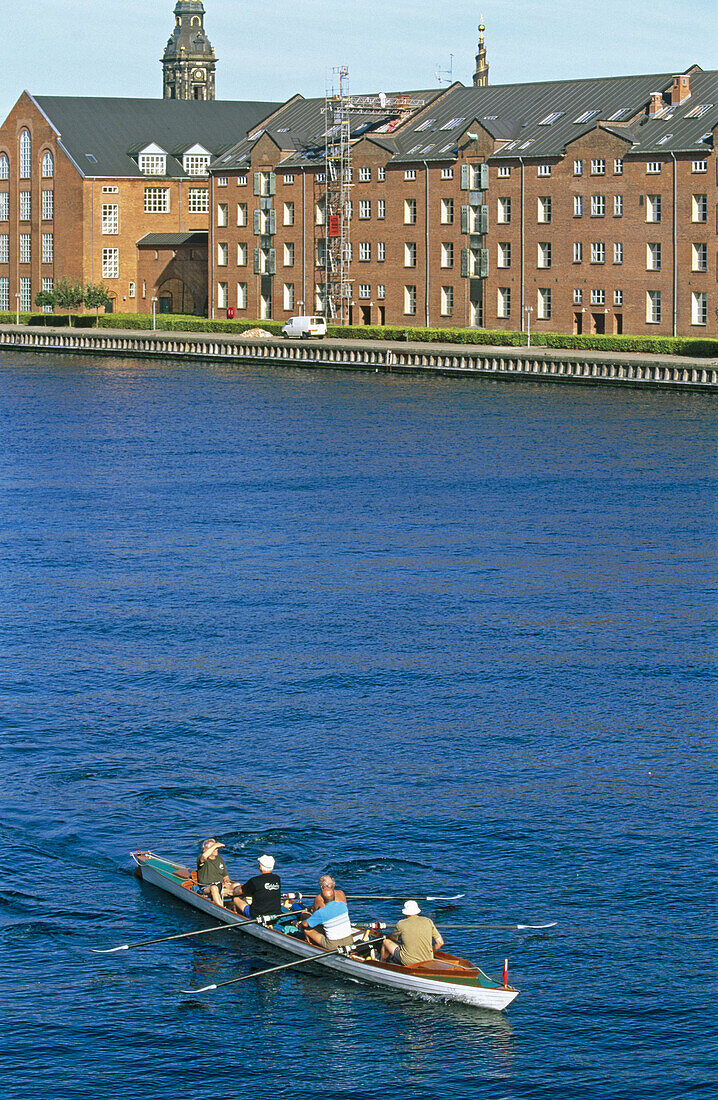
[
  {"x1": 381, "y1": 900, "x2": 444, "y2": 965},
  {"x1": 308, "y1": 874, "x2": 348, "y2": 913}
]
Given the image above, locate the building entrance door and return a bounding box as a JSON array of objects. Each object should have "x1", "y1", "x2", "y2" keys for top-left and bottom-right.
[
  {"x1": 592, "y1": 312, "x2": 606, "y2": 334},
  {"x1": 573, "y1": 311, "x2": 583, "y2": 334},
  {"x1": 360, "y1": 305, "x2": 371, "y2": 325}
]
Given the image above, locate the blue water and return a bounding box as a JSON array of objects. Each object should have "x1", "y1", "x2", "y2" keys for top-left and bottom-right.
[{"x1": 0, "y1": 352, "x2": 716, "y2": 1099}]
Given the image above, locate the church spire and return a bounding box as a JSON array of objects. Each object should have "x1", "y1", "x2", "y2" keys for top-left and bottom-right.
[
  {"x1": 162, "y1": 1, "x2": 217, "y2": 100},
  {"x1": 473, "y1": 17, "x2": 489, "y2": 88}
]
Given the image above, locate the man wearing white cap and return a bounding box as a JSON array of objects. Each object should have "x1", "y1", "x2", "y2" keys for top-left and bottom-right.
[
  {"x1": 233, "y1": 855, "x2": 282, "y2": 919},
  {"x1": 380, "y1": 900, "x2": 444, "y2": 966}
]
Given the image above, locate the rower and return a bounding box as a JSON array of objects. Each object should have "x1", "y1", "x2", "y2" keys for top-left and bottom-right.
[
  {"x1": 381, "y1": 900, "x2": 444, "y2": 966},
  {"x1": 300, "y1": 884, "x2": 355, "y2": 951},
  {"x1": 233, "y1": 854, "x2": 282, "y2": 919},
  {"x1": 196, "y1": 839, "x2": 238, "y2": 907},
  {"x1": 307, "y1": 874, "x2": 348, "y2": 913}
]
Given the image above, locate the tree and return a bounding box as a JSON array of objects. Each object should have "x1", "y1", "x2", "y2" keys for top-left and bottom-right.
[
  {"x1": 53, "y1": 276, "x2": 85, "y2": 316},
  {"x1": 34, "y1": 288, "x2": 56, "y2": 312},
  {"x1": 84, "y1": 283, "x2": 112, "y2": 324}
]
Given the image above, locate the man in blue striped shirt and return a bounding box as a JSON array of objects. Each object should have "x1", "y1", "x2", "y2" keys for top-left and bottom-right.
[{"x1": 301, "y1": 883, "x2": 355, "y2": 950}]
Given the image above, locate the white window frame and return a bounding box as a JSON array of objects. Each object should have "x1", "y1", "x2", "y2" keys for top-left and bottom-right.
[
  {"x1": 358, "y1": 283, "x2": 371, "y2": 299},
  {"x1": 538, "y1": 196, "x2": 552, "y2": 223},
  {"x1": 359, "y1": 241, "x2": 371, "y2": 262},
  {"x1": 440, "y1": 198, "x2": 454, "y2": 224},
  {"x1": 573, "y1": 160, "x2": 583, "y2": 176},
  {"x1": 283, "y1": 201, "x2": 294, "y2": 226},
  {"x1": 497, "y1": 242, "x2": 511, "y2": 268},
  {"x1": 217, "y1": 281, "x2": 228, "y2": 309},
  {"x1": 537, "y1": 164, "x2": 552, "y2": 177},
  {"x1": 574, "y1": 195, "x2": 583, "y2": 216},
  {"x1": 692, "y1": 160, "x2": 707, "y2": 173},
  {"x1": 187, "y1": 188, "x2": 209, "y2": 214},
  {"x1": 377, "y1": 284, "x2": 385, "y2": 300},
  {"x1": 613, "y1": 242, "x2": 624, "y2": 264},
  {"x1": 139, "y1": 153, "x2": 167, "y2": 175},
  {"x1": 237, "y1": 282, "x2": 247, "y2": 309},
  {"x1": 590, "y1": 242, "x2": 605, "y2": 264},
  {"x1": 537, "y1": 287, "x2": 551, "y2": 320},
  {"x1": 359, "y1": 167, "x2": 371, "y2": 182},
  {"x1": 440, "y1": 285, "x2": 454, "y2": 316},
  {"x1": 646, "y1": 242, "x2": 662, "y2": 271},
  {"x1": 20, "y1": 234, "x2": 31, "y2": 263},
  {"x1": 359, "y1": 199, "x2": 371, "y2": 220},
  {"x1": 497, "y1": 197, "x2": 511, "y2": 224},
  {"x1": 0, "y1": 233, "x2": 8, "y2": 263},
  {"x1": 692, "y1": 194, "x2": 708, "y2": 222},
  {"x1": 237, "y1": 202, "x2": 248, "y2": 227},
  {"x1": 646, "y1": 290, "x2": 661, "y2": 324},
  {"x1": 573, "y1": 288, "x2": 583, "y2": 305},
  {"x1": 590, "y1": 194, "x2": 606, "y2": 217},
  {"x1": 102, "y1": 204, "x2": 119, "y2": 234},
  {"x1": 283, "y1": 242, "x2": 294, "y2": 267},
  {"x1": 404, "y1": 198, "x2": 417, "y2": 224},
  {"x1": 573, "y1": 242, "x2": 583, "y2": 263},
  {"x1": 646, "y1": 194, "x2": 662, "y2": 223},
  {"x1": 441, "y1": 167, "x2": 454, "y2": 180},
  {"x1": 144, "y1": 187, "x2": 170, "y2": 213},
  {"x1": 646, "y1": 161, "x2": 662, "y2": 174},
  {"x1": 614, "y1": 289, "x2": 623, "y2": 306},
  {"x1": 283, "y1": 283, "x2": 295, "y2": 311},
  {"x1": 404, "y1": 169, "x2": 417, "y2": 181},
  {"x1": 404, "y1": 284, "x2": 417, "y2": 315},
  {"x1": 590, "y1": 159, "x2": 605, "y2": 175},
  {"x1": 42, "y1": 151, "x2": 54, "y2": 177},
  {"x1": 0, "y1": 275, "x2": 9, "y2": 310},
  {"x1": 377, "y1": 242, "x2": 386, "y2": 262},
  {"x1": 691, "y1": 243, "x2": 708, "y2": 271},
  {"x1": 497, "y1": 286, "x2": 511, "y2": 318},
  {"x1": 404, "y1": 242, "x2": 417, "y2": 267},
  {"x1": 613, "y1": 159, "x2": 623, "y2": 175},
  {"x1": 20, "y1": 130, "x2": 31, "y2": 178},
  {"x1": 102, "y1": 247, "x2": 119, "y2": 278},
  {"x1": 19, "y1": 191, "x2": 31, "y2": 220},
  {"x1": 614, "y1": 194, "x2": 623, "y2": 217},
  {"x1": 42, "y1": 232, "x2": 53, "y2": 263},
  {"x1": 590, "y1": 288, "x2": 606, "y2": 306},
  {"x1": 691, "y1": 291, "x2": 707, "y2": 325},
  {"x1": 440, "y1": 242, "x2": 454, "y2": 268},
  {"x1": 537, "y1": 241, "x2": 552, "y2": 268},
  {"x1": 217, "y1": 242, "x2": 228, "y2": 267},
  {"x1": 217, "y1": 203, "x2": 229, "y2": 227}
]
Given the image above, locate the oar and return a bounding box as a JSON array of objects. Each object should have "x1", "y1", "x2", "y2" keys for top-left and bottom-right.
[
  {"x1": 91, "y1": 913, "x2": 277, "y2": 954},
  {"x1": 181, "y1": 936, "x2": 385, "y2": 994},
  {"x1": 439, "y1": 921, "x2": 557, "y2": 931},
  {"x1": 344, "y1": 893, "x2": 465, "y2": 902}
]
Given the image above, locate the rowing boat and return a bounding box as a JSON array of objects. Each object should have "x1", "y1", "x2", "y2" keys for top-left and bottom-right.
[{"x1": 131, "y1": 851, "x2": 519, "y2": 1011}]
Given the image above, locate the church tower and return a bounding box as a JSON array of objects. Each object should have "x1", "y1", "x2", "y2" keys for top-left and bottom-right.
[
  {"x1": 162, "y1": 0, "x2": 217, "y2": 100},
  {"x1": 473, "y1": 18, "x2": 489, "y2": 87}
]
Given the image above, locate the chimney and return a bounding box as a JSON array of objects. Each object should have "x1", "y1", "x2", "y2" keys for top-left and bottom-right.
[
  {"x1": 649, "y1": 91, "x2": 664, "y2": 116},
  {"x1": 671, "y1": 74, "x2": 691, "y2": 105}
]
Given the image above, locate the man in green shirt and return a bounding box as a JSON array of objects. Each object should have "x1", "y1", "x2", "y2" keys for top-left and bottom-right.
[
  {"x1": 381, "y1": 900, "x2": 444, "y2": 966},
  {"x1": 196, "y1": 839, "x2": 237, "y2": 906}
]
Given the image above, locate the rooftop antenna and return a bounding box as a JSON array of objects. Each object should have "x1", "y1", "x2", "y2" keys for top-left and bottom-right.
[{"x1": 435, "y1": 53, "x2": 454, "y2": 86}]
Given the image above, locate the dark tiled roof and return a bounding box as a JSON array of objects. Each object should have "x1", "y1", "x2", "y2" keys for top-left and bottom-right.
[
  {"x1": 137, "y1": 231, "x2": 207, "y2": 248},
  {"x1": 32, "y1": 95, "x2": 280, "y2": 178}
]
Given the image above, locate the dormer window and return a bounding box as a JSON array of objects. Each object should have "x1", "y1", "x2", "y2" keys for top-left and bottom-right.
[
  {"x1": 138, "y1": 144, "x2": 167, "y2": 175},
  {"x1": 183, "y1": 144, "x2": 211, "y2": 176}
]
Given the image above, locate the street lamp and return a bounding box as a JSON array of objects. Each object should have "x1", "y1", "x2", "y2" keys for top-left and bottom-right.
[
  {"x1": 15, "y1": 292, "x2": 21, "y2": 326},
  {"x1": 524, "y1": 305, "x2": 534, "y2": 348},
  {"x1": 151, "y1": 296, "x2": 158, "y2": 330}
]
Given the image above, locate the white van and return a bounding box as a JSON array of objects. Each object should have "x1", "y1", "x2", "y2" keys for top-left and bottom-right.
[{"x1": 281, "y1": 315, "x2": 327, "y2": 339}]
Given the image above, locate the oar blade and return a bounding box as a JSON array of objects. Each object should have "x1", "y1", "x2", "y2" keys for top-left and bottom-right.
[
  {"x1": 91, "y1": 944, "x2": 130, "y2": 954},
  {"x1": 181, "y1": 982, "x2": 218, "y2": 994},
  {"x1": 516, "y1": 921, "x2": 557, "y2": 930}
]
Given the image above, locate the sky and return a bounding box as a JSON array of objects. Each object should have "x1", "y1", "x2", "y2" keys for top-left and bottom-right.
[{"x1": 4, "y1": 0, "x2": 716, "y2": 122}]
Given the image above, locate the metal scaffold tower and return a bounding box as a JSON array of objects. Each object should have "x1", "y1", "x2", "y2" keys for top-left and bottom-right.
[{"x1": 323, "y1": 67, "x2": 352, "y2": 324}]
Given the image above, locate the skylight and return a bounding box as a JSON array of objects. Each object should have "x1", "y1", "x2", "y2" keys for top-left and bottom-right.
[
  {"x1": 686, "y1": 103, "x2": 714, "y2": 119},
  {"x1": 573, "y1": 109, "x2": 599, "y2": 124},
  {"x1": 415, "y1": 119, "x2": 435, "y2": 131},
  {"x1": 539, "y1": 111, "x2": 564, "y2": 125},
  {"x1": 483, "y1": 114, "x2": 498, "y2": 120},
  {"x1": 85, "y1": 153, "x2": 97, "y2": 162},
  {"x1": 441, "y1": 142, "x2": 456, "y2": 152},
  {"x1": 608, "y1": 107, "x2": 631, "y2": 121},
  {"x1": 440, "y1": 117, "x2": 465, "y2": 130},
  {"x1": 407, "y1": 144, "x2": 422, "y2": 154},
  {"x1": 657, "y1": 133, "x2": 673, "y2": 145}
]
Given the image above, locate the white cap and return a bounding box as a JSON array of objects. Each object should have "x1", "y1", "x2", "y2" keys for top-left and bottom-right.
[
  {"x1": 402, "y1": 900, "x2": 421, "y2": 916},
  {"x1": 258, "y1": 854, "x2": 275, "y2": 871}
]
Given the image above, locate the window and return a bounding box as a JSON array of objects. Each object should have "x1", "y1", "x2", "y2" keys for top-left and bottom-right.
[
  {"x1": 441, "y1": 167, "x2": 454, "y2": 179},
  {"x1": 613, "y1": 242, "x2": 624, "y2": 264},
  {"x1": 315, "y1": 198, "x2": 325, "y2": 226},
  {"x1": 692, "y1": 194, "x2": 707, "y2": 222},
  {"x1": 537, "y1": 287, "x2": 551, "y2": 319},
  {"x1": 283, "y1": 242, "x2": 294, "y2": 267},
  {"x1": 441, "y1": 242, "x2": 454, "y2": 268},
  {"x1": 591, "y1": 242, "x2": 605, "y2": 264},
  {"x1": 283, "y1": 283, "x2": 294, "y2": 311},
  {"x1": 102, "y1": 204, "x2": 118, "y2": 234},
  {"x1": 377, "y1": 241, "x2": 386, "y2": 262},
  {"x1": 440, "y1": 198, "x2": 454, "y2": 224},
  {"x1": 359, "y1": 167, "x2": 371, "y2": 182},
  {"x1": 497, "y1": 242, "x2": 511, "y2": 268},
  {"x1": 575, "y1": 109, "x2": 599, "y2": 123},
  {"x1": 359, "y1": 241, "x2": 371, "y2": 262},
  {"x1": 19, "y1": 191, "x2": 31, "y2": 220},
  {"x1": 183, "y1": 153, "x2": 210, "y2": 176},
  {"x1": 20, "y1": 276, "x2": 32, "y2": 311},
  {"x1": 498, "y1": 165, "x2": 511, "y2": 178},
  {"x1": 217, "y1": 242, "x2": 228, "y2": 266},
  {"x1": 404, "y1": 285, "x2": 417, "y2": 314},
  {"x1": 538, "y1": 242, "x2": 552, "y2": 268},
  {"x1": 692, "y1": 243, "x2": 708, "y2": 271},
  {"x1": 377, "y1": 284, "x2": 385, "y2": 299},
  {"x1": 188, "y1": 188, "x2": 208, "y2": 213},
  {"x1": 590, "y1": 288, "x2": 605, "y2": 306},
  {"x1": 42, "y1": 233, "x2": 53, "y2": 263},
  {"x1": 144, "y1": 188, "x2": 169, "y2": 212},
  {"x1": 646, "y1": 194, "x2": 662, "y2": 223},
  {"x1": 0, "y1": 154, "x2": 8, "y2": 179},
  {"x1": 404, "y1": 242, "x2": 417, "y2": 267},
  {"x1": 573, "y1": 159, "x2": 583, "y2": 176},
  {"x1": 20, "y1": 130, "x2": 31, "y2": 178},
  {"x1": 216, "y1": 177, "x2": 228, "y2": 187},
  {"x1": 590, "y1": 159, "x2": 605, "y2": 175},
  {"x1": 692, "y1": 291, "x2": 707, "y2": 325},
  {"x1": 283, "y1": 201, "x2": 294, "y2": 226},
  {"x1": 614, "y1": 159, "x2": 623, "y2": 175},
  {"x1": 129, "y1": 281, "x2": 135, "y2": 298},
  {"x1": 42, "y1": 151, "x2": 54, "y2": 177},
  {"x1": 614, "y1": 194, "x2": 623, "y2": 217},
  {"x1": 404, "y1": 199, "x2": 417, "y2": 224},
  {"x1": 359, "y1": 199, "x2": 371, "y2": 220},
  {"x1": 0, "y1": 276, "x2": 8, "y2": 310},
  {"x1": 238, "y1": 175, "x2": 247, "y2": 186},
  {"x1": 646, "y1": 289, "x2": 661, "y2": 323},
  {"x1": 139, "y1": 153, "x2": 166, "y2": 175},
  {"x1": 217, "y1": 281, "x2": 228, "y2": 309},
  {"x1": 574, "y1": 195, "x2": 583, "y2": 216},
  {"x1": 647, "y1": 243, "x2": 662, "y2": 270},
  {"x1": 573, "y1": 288, "x2": 583, "y2": 304},
  {"x1": 537, "y1": 164, "x2": 552, "y2": 177},
  {"x1": 358, "y1": 283, "x2": 371, "y2": 299},
  {"x1": 538, "y1": 196, "x2": 552, "y2": 223},
  {"x1": 646, "y1": 161, "x2": 662, "y2": 174},
  {"x1": 573, "y1": 242, "x2": 583, "y2": 263},
  {"x1": 237, "y1": 202, "x2": 248, "y2": 227},
  {"x1": 344, "y1": 167, "x2": 353, "y2": 183},
  {"x1": 497, "y1": 287, "x2": 511, "y2": 318},
  {"x1": 237, "y1": 282, "x2": 247, "y2": 309},
  {"x1": 217, "y1": 203, "x2": 228, "y2": 227},
  {"x1": 377, "y1": 166, "x2": 386, "y2": 181},
  {"x1": 614, "y1": 289, "x2": 623, "y2": 306},
  {"x1": 441, "y1": 285, "x2": 454, "y2": 316},
  {"x1": 0, "y1": 234, "x2": 7, "y2": 263},
  {"x1": 405, "y1": 169, "x2": 417, "y2": 181},
  {"x1": 283, "y1": 174, "x2": 294, "y2": 185},
  {"x1": 0, "y1": 193, "x2": 9, "y2": 221},
  {"x1": 590, "y1": 194, "x2": 606, "y2": 216},
  {"x1": 692, "y1": 160, "x2": 707, "y2": 173},
  {"x1": 102, "y1": 248, "x2": 119, "y2": 278},
  {"x1": 497, "y1": 197, "x2": 511, "y2": 223},
  {"x1": 20, "y1": 234, "x2": 31, "y2": 263}
]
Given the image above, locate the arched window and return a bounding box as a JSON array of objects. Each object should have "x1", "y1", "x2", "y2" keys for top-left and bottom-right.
[
  {"x1": 42, "y1": 150, "x2": 54, "y2": 177},
  {"x1": 20, "y1": 130, "x2": 31, "y2": 178},
  {"x1": 0, "y1": 153, "x2": 8, "y2": 180}
]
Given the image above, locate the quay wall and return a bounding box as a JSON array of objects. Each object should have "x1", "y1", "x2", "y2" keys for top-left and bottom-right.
[{"x1": 1, "y1": 326, "x2": 716, "y2": 392}]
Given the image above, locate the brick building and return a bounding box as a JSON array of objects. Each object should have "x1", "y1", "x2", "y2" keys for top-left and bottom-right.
[
  {"x1": 208, "y1": 66, "x2": 717, "y2": 337},
  {"x1": 0, "y1": 93, "x2": 277, "y2": 314}
]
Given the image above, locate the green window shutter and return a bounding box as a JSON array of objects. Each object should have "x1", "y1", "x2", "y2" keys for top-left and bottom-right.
[
  {"x1": 460, "y1": 248, "x2": 469, "y2": 277},
  {"x1": 268, "y1": 173, "x2": 276, "y2": 195},
  {"x1": 253, "y1": 209, "x2": 262, "y2": 235},
  {"x1": 253, "y1": 248, "x2": 261, "y2": 274},
  {"x1": 479, "y1": 163, "x2": 489, "y2": 190},
  {"x1": 253, "y1": 172, "x2": 261, "y2": 196},
  {"x1": 269, "y1": 208, "x2": 276, "y2": 235},
  {"x1": 460, "y1": 163, "x2": 470, "y2": 190},
  {"x1": 460, "y1": 204, "x2": 470, "y2": 233},
  {"x1": 268, "y1": 248, "x2": 276, "y2": 275},
  {"x1": 479, "y1": 248, "x2": 489, "y2": 278},
  {"x1": 479, "y1": 205, "x2": 489, "y2": 234}
]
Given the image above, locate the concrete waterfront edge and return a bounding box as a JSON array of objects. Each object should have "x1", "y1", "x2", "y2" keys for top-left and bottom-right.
[{"x1": 0, "y1": 325, "x2": 716, "y2": 392}]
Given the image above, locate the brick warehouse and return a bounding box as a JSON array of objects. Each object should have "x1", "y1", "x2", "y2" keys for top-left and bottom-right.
[{"x1": 209, "y1": 66, "x2": 717, "y2": 337}]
